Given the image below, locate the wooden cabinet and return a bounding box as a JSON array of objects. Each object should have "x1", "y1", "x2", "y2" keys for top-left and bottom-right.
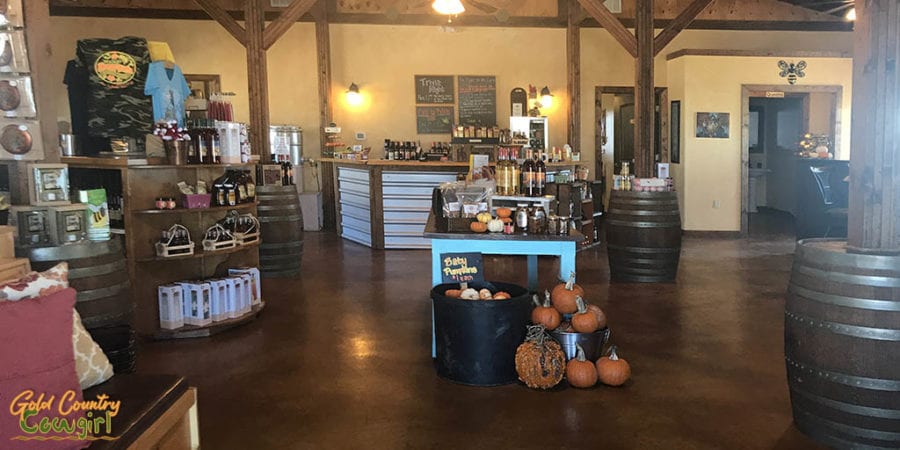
[{"x1": 64, "y1": 158, "x2": 261, "y2": 337}]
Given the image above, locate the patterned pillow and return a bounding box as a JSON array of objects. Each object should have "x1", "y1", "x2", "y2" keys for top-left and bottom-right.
[{"x1": 0, "y1": 262, "x2": 114, "y2": 389}]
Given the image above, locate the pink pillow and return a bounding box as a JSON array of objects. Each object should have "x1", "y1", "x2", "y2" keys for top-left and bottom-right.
[{"x1": 0, "y1": 288, "x2": 89, "y2": 449}]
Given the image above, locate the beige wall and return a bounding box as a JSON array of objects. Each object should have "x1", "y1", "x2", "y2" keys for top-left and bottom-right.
[{"x1": 667, "y1": 55, "x2": 853, "y2": 231}]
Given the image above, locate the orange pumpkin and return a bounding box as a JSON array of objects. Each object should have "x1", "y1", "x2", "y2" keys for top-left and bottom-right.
[
  {"x1": 445, "y1": 289, "x2": 462, "y2": 298},
  {"x1": 571, "y1": 296, "x2": 600, "y2": 333},
  {"x1": 566, "y1": 344, "x2": 598, "y2": 388},
  {"x1": 469, "y1": 221, "x2": 488, "y2": 233},
  {"x1": 515, "y1": 325, "x2": 565, "y2": 390},
  {"x1": 493, "y1": 291, "x2": 511, "y2": 300},
  {"x1": 496, "y1": 207, "x2": 513, "y2": 218},
  {"x1": 551, "y1": 272, "x2": 585, "y2": 314},
  {"x1": 531, "y1": 291, "x2": 561, "y2": 330},
  {"x1": 587, "y1": 304, "x2": 608, "y2": 329},
  {"x1": 596, "y1": 345, "x2": 631, "y2": 387},
  {"x1": 500, "y1": 217, "x2": 513, "y2": 224}
]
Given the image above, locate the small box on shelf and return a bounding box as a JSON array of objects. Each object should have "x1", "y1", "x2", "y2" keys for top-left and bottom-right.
[
  {"x1": 208, "y1": 279, "x2": 229, "y2": 322},
  {"x1": 178, "y1": 281, "x2": 212, "y2": 327},
  {"x1": 228, "y1": 267, "x2": 261, "y2": 306},
  {"x1": 158, "y1": 285, "x2": 184, "y2": 330}
]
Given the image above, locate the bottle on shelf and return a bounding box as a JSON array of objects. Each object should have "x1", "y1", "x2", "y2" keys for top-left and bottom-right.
[
  {"x1": 496, "y1": 147, "x2": 510, "y2": 196},
  {"x1": 208, "y1": 122, "x2": 221, "y2": 164},
  {"x1": 244, "y1": 170, "x2": 256, "y2": 202},
  {"x1": 224, "y1": 171, "x2": 237, "y2": 206},
  {"x1": 535, "y1": 149, "x2": 546, "y2": 197},
  {"x1": 213, "y1": 172, "x2": 229, "y2": 206},
  {"x1": 522, "y1": 147, "x2": 536, "y2": 197}
]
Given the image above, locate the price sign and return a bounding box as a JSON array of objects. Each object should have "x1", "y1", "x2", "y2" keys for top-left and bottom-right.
[{"x1": 440, "y1": 252, "x2": 484, "y2": 285}]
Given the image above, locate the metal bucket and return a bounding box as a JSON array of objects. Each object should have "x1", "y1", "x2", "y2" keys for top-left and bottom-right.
[{"x1": 551, "y1": 328, "x2": 611, "y2": 361}]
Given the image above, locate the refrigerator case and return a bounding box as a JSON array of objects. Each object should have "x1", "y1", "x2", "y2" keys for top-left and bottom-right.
[{"x1": 509, "y1": 116, "x2": 549, "y2": 151}]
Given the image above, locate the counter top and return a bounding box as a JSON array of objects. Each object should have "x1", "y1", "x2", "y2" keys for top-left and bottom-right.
[
  {"x1": 424, "y1": 213, "x2": 584, "y2": 242},
  {"x1": 319, "y1": 158, "x2": 586, "y2": 168}
]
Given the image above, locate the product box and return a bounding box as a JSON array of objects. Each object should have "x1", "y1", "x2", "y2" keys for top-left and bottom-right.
[
  {"x1": 221, "y1": 277, "x2": 238, "y2": 319},
  {"x1": 27, "y1": 163, "x2": 70, "y2": 206},
  {"x1": 8, "y1": 206, "x2": 51, "y2": 248},
  {"x1": 48, "y1": 204, "x2": 88, "y2": 245},
  {"x1": 179, "y1": 282, "x2": 211, "y2": 327},
  {"x1": 229, "y1": 267, "x2": 261, "y2": 306},
  {"x1": 207, "y1": 278, "x2": 229, "y2": 322},
  {"x1": 158, "y1": 284, "x2": 184, "y2": 330},
  {"x1": 229, "y1": 275, "x2": 250, "y2": 316},
  {"x1": 237, "y1": 274, "x2": 256, "y2": 307}
]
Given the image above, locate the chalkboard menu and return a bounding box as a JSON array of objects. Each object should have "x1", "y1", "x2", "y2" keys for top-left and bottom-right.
[
  {"x1": 458, "y1": 75, "x2": 497, "y2": 126},
  {"x1": 416, "y1": 106, "x2": 454, "y2": 134},
  {"x1": 415, "y1": 75, "x2": 454, "y2": 104}
]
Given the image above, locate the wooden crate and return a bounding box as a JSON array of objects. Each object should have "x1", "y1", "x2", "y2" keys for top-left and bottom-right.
[
  {"x1": 0, "y1": 257, "x2": 31, "y2": 282},
  {"x1": 0, "y1": 225, "x2": 15, "y2": 258}
]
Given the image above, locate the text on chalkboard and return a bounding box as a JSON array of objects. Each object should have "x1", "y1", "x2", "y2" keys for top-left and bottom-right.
[{"x1": 441, "y1": 252, "x2": 484, "y2": 284}]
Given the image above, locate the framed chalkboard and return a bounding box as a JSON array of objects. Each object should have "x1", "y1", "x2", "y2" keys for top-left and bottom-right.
[
  {"x1": 415, "y1": 75, "x2": 454, "y2": 104},
  {"x1": 458, "y1": 75, "x2": 497, "y2": 126},
  {"x1": 417, "y1": 106, "x2": 454, "y2": 134}
]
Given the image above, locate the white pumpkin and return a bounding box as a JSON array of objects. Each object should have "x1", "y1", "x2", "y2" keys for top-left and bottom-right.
[{"x1": 487, "y1": 218, "x2": 504, "y2": 233}]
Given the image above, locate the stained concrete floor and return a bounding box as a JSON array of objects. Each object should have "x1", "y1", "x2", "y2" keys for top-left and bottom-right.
[{"x1": 139, "y1": 221, "x2": 826, "y2": 449}]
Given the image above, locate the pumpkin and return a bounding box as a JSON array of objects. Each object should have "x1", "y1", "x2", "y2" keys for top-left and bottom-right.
[
  {"x1": 550, "y1": 271, "x2": 585, "y2": 314},
  {"x1": 459, "y1": 288, "x2": 480, "y2": 300},
  {"x1": 571, "y1": 296, "x2": 600, "y2": 333},
  {"x1": 469, "y1": 221, "x2": 488, "y2": 233},
  {"x1": 566, "y1": 344, "x2": 598, "y2": 388},
  {"x1": 476, "y1": 212, "x2": 493, "y2": 223},
  {"x1": 515, "y1": 325, "x2": 565, "y2": 390},
  {"x1": 479, "y1": 288, "x2": 493, "y2": 300},
  {"x1": 500, "y1": 217, "x2": 513, "y2": 224},
  {"x1": 444, "y1": 289, "x2": 461, "y2": 298},
  {"x1": 596, "y1": 345, "x2": 631, "y2": 387},
  {"x1": 531, "y1": 291, "x2": 561, "y2": 330},
  {"x1": 492, "y1": 291, "x2": 511, "y2": 300},
  {"x1": 496, "y1": 207, "x2": 512, "y2": 218},
  {"x1": 487, "y1": 218, "x2": 504, "y2": 233},
  {"x1": 587, "y1": 304, "x2": 608, "y2": 329}
]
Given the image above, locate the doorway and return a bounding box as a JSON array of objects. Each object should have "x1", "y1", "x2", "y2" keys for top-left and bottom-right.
[{"x1": 740, "y1": 85, "x2": 843, "y2": 236}]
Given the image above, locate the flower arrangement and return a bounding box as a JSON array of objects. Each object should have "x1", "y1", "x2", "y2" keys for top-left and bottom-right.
[{"x1": 153, "y1": 120, "x2": 191, "y2": 141}]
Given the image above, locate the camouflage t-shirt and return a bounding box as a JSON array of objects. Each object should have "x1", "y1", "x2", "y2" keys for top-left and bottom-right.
[{"x1": 76, "y1": 36, "x2": 152, "y2": 139}]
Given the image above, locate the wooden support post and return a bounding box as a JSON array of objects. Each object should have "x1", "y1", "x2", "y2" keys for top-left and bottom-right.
[
  {"x1": 653, "y1": 0, "x2": 713, "y2": 56},
  {"x1": 576, "y1": 0, "x2": 637, "y2": 57},
  {"x1": 848, "y1": 0, "x2": 900, "y2": 254},
  {"x1": 245, "y1": 0, "x2": 270, "y2": 158},
  {"x1": 567, "y1": 2, "x2": 582, "y2": 148},
  {"x1": 314, "y1": 1, "x2": 337, "y2": 231},
  {"x1": 634, "y1": 0, "x2": 654, "y2": 178}
]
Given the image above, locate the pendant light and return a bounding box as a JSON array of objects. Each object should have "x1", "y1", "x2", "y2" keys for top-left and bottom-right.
[{"x1": 432, "y1": 0, "x2": 465, "y2": 16}]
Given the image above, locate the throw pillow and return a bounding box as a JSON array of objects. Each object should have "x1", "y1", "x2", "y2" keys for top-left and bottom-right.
[
  {"x1": 0, "y1": 263, "x2": 114, "y2": 389},
  {"x1": 0, "y1": 288, "x2": 90, "y2": 449}
]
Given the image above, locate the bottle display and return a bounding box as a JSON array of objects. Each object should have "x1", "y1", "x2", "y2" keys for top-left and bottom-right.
[
  {"x1": 522, "y1": 148, "x2": 536, "y2": 197},
  {"x1": 535, "y1": 150, "x2": 546, "y2": 197}
]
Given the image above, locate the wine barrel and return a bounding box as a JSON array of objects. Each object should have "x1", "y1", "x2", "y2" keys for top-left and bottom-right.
[
  {"x1": 605, "y1": 191, "x2": 682, "y2": 282},
  {"x1": 23, "y1": 237, "x2": 132, "y2": 329},
  {"x1": 786, "y1": 238, "x2": 900, "y2": 449},
  {"x1": 257, "y1": 185, "x2": 304, "y2": 278}
]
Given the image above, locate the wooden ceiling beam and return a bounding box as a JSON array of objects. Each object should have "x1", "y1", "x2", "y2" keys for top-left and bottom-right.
[
  {"x1": 262, "y1": 0, "x2": 318, "y2": 49},
  {"x1": 653, "y1": 0, "x2": 713, "y2": 55},
  {"x1": 193, "y1": 0, "x2": 247, "y2": 45},
  {"x1": 577, "y1": 0, "x2": 638, "y2": 57}
]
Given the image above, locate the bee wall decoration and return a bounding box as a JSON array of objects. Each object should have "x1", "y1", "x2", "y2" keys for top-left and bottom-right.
[{"x1": 778, "y1": 60, "x2": 807, "y2": 85}]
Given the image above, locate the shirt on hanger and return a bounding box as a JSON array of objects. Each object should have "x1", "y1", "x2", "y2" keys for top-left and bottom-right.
[{"x1": 144, "y1": 61, "x2": 191, "y2": 127}]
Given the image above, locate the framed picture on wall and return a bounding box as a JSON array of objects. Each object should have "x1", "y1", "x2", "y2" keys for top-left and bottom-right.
[
  {"x1": 696, "y1": 112, "x2": 730, "y2": 138},
  {"x1": 184, "y1": 74, "x2": 221, "y2": 101},
  {"x1": 670, "y1": 101, "x2": 681, "y2": 164}
]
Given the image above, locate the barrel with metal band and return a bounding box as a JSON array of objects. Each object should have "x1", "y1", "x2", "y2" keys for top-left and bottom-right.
[
  {"x1": 257, "y1": 185, "x2": 304, "y2": 278},
  {"x1": 786, "y1": 238, "x2": 900, "y2": 449},
  {"x1": 605, "y1": 190, "x2": 682, "y2": 282}
]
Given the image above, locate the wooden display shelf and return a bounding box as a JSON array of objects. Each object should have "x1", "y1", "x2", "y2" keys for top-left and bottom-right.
[
  {"x1": 136, "y1": 240, "x2": 260, "y2": 263},
  {"x1": 153, "y1": 301, "x2": 266, "y2": 340},
  {"x1": 61, "y1": 157, "x2": 255, "y2": 170},
  {"x1": 132, "y1": 202, "x2": 257, "y2": 215}
]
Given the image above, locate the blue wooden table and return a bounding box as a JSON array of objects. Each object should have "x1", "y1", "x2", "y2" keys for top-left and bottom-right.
[{"x1": 424, "y1": 214, "x2": 583, "y2": 356}]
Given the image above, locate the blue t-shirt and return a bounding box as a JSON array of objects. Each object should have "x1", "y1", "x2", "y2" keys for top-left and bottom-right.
[{"x1": 144, "y1": 61, "x2": 191, "y2": 126}]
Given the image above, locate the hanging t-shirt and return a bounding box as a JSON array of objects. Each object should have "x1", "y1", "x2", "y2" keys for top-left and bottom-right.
[
  {"x1": 144, "y1": 61, "x2": 191, "y2": 127},
  {"x1": 76, "y1": 36, "x2": 153, "y2": 139}
]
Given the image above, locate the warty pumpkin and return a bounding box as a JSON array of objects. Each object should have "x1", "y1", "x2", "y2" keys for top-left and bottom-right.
[
  {"x1": 515, "y1": 325, "x2": 565, "y2": 390},
  {"x1": 571, "y1": 296, "x2": 600, "y2": 333},
  {"x1": 566, "y1": 344, "x2": 598, "y2": 388},
  {"x1": 550, "y1": 272, "x2": 585, "y2": 314},
  {"x1": 531, "y1": 291, "x2": 561, "y2": 330},
  {"x1": 596, "y1": 345, "x2": 631, "y2": 387}
]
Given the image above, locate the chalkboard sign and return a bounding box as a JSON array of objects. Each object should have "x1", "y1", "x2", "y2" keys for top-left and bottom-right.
[
  {"x1": 415, "y1": 75, "x2": 454, "y2": 104},
  {"x1": 416, "y1": 106, "x2": 454, "y2": 134},
  {"x1": 458, "y1": 75, "x2": 497, "y2": 126},
  {"x1": 440, "y1": 252, "x2": 484, "y2": 284}
]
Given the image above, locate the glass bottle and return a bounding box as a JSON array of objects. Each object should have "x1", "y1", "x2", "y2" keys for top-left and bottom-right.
[
  {"x1": 213, "y1": 172, "x2": 229, "y2": 206},
  {"x1": 245, "y1": 170, "x2": 256, "y2": 202},
  {"x1": 522, "y1": 147, "x2": 536, "y2": 197},
  {"x1": 237, "y1": 171, "x2": 249, "y2": 203},
  {"x1": 535, "y1": 149, "x2": 546, "y2": 197},
  {"x1": 515, "y1": 203, "x2": 529, "y2": 233},
  {"x1": 223, "y1": 171, "x2": 237, "y2": 206},
  {"x1": 208, "y1": 122, "x2": 221, "y2": 164}
]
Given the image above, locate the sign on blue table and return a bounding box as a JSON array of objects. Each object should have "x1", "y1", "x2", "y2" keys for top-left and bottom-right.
[{"x1": 440, "y1": 252, "x2": 484, "y2": 284}]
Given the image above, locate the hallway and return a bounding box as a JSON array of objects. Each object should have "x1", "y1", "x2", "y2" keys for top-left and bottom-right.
[{"x1": 138, "y1": 232, "x2": 822, "y2": 449}]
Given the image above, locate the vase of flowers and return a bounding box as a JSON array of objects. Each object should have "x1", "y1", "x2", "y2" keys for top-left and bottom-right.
[{"x1": 154, "y1": 121, "x2": 191, "y2": 165}]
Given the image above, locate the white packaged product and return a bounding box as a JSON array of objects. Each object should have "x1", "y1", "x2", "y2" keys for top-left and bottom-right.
[{"x1": 157, "y1": 284, "x2": 183, "y2": 330}]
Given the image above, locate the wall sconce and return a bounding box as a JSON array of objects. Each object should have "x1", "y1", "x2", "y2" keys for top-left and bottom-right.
[
  {"x1": 540, "y1": 86, "x2": 554, "y2": 109},
  {"x1": 346, "y1": 82, "x2": 363, "y2": 106},
  {"x1": 432, "y1": 0, "x2": 465, "y2": 21}
]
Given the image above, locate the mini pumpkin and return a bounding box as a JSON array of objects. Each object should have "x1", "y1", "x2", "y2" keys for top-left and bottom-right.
[
  {"x1": 515, "y1": 325, "x2": 565, "y2": 390},
  {"x1": 587, "y1": 304, "x2": 608, "y2": 329},
  {"x1": 492, "y1": 291, "x2": 511, "y2": 300},
  {"x1": 496, "y1": 207, "x2": 512, "y2": 218},
  {"x1": 487, "y1": 218, "x2": 504, "y2": 233},
  {"x1": 551, "y1": 271, "x2": 585, "y2": 314},
  {"x1": 500, "y1": 217, "x2": 513, "y2": 224},
  {"x1": 566, "y1": 344, "x2": 598, "y2": 388},
  {"x1": 571, "y1": 296, "x2": 600, "y2": 333},
  {"x1": 444, "y1": 289, "x2": 461, "y2": 298},
  {"x1": 596, "y1": 345, "x2": 631, "y2": 387},
  {"x1": 476, "y1": 212, "x2": 493, "y2": 223},
  {"x1": 531, "y1": 291, "x2": 561, "y2": 330},
  {"x1": 479, "y1": 288, "x2": 493, "y2": 300},
  {"x1": 459, "y1": 288, "x2": 480, "y2": 300},
  {"x1": 469, "y1": 221, "x2": 488, "y2": 233}
]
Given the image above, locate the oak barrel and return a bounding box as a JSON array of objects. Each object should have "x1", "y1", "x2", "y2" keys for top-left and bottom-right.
[
  {"x1": 605, "y1": 191, "x2": 682, "y2": 282},
  {"x1": 786, "y1": 238, "x2": 900, "y2": 449},
  {"x1": 23, "y1": 237, "x2": 132, "y2": 329},
  {"x1": 257, "y1": 185, "x2": 304, "y2": 278}
]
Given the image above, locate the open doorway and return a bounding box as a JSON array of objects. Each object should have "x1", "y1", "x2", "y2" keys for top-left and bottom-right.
[
  {"x1": 741, "y1": 85, "x2": 844, "y2": 237},
  {"x1": 595, "y1": 87, "x2": 668, "y2": 208}
]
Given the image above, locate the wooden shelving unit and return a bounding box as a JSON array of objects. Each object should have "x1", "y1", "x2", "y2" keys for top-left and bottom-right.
[
  {"x1": 66, "y1": 159, "x2": 262, "y2": 337},
  {"x1": 153, "y1": 301, "x2": 266, "y2": 340}
]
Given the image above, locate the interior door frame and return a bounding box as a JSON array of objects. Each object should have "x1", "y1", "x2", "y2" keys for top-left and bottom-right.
[
  {"x1": 740, "y1": 84, "x2": 843, "y2": 235},
  {"x1": 594, "y1": 86, "x2": 669, "y2": 179}
]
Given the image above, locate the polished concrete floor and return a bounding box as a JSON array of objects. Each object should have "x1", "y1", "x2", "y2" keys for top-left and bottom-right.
[{"x1": 139, "y1": 224, "x2": 826, "y2": 449}]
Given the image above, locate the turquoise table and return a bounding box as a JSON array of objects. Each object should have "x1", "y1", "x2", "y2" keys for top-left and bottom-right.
[{"x1": 424, "y1": 214, "x2": 584, "y2": 356}]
